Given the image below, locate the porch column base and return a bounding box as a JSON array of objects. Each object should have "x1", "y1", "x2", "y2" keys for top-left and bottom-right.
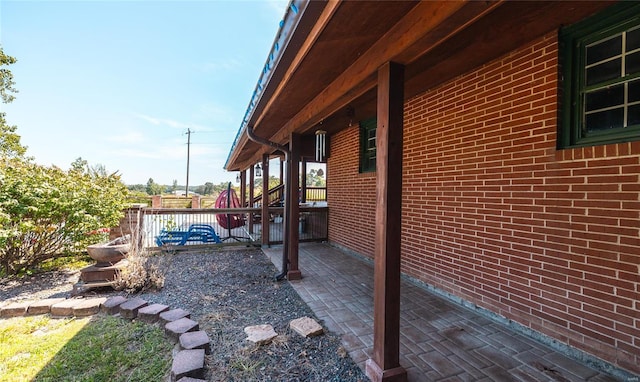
[
  {"x1": 287, "y1": 270, "x2": 302, "y2": 280},
  {"x1": 365, "y1": 359, "x2": 407, "y2": 382}
]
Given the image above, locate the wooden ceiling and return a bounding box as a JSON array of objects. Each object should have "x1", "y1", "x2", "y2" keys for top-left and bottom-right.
[{"x1": 226, "y1": 1, "x2": 614, "y2": 171}]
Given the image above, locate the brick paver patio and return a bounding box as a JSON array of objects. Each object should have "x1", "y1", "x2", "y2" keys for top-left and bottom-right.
[{"x1": 264, "y1": 243, "x2": 628, "y2": 382}]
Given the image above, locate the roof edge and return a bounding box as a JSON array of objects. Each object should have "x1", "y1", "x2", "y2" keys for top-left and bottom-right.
[{"x1": 224, "y1": 0, "x2": 310, "y2": 170}]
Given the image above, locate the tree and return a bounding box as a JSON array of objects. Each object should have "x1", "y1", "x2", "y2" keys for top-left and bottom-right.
[
  {"x1": 145, "y1": 178, "x2": 163, "y2": 195},
  {"x1": 306, "y1": 169, "x2": 326, "y2": 187},
  {"x1": 1, "y1": 47, "x2": 18, "y2": 104},
  {"x1": 0, "y1": 48, "x2": 26, "y2": 159},
  {"x1": 203, "y1": 182, "x2": 214, "y2": 195}
]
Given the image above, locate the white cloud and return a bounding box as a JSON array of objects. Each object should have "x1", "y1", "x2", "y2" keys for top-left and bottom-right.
[{"x1": 133, "y1": 113, "x2": 213, "y2": 132}]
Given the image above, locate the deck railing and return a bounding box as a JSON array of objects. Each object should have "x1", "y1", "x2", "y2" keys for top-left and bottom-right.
[
  {"x1": 137, "y1": 206, "x2": 327, "y2": 250},
  {"x1": 305, "y1": 187, "x2": 326, "y2": 202}
]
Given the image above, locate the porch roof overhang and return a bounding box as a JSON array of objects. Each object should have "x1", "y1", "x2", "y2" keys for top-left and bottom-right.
[{"x1": 224, "y1": 0, "x2": 613, "y2": 172}]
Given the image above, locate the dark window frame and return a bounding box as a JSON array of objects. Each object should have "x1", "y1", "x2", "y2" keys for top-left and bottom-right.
[
  {"x1": 559, "y1": 3, "x2": 640, "y2": 148},
  {"x1": 359, "y1": 117, "x2": 377, "y2": 173}
]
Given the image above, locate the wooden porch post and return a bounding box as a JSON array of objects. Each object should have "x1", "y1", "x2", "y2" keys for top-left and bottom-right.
[
  {"x1": 249, "y1": 165, "x2": 255, "y2": 234},
  {"x1": 239, "y1": 170, "x2": 247, "y2": 207},
  {"x1": 287, "y1": 133, "x2": 302, "y2": 280},
  {"x1": 301, "y1": 159, "x2": 307, "y2": 203},
  {"x1": 365, "y1": 62, "x2": 407, "y2": 382},
  {"x1": 261, "y1": 155, "x2": 270, "y2": 247}
]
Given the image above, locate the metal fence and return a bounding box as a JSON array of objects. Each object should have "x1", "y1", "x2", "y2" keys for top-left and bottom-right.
[{"x1": 140, "y1": 206, "x2": 328, "y2": 250}]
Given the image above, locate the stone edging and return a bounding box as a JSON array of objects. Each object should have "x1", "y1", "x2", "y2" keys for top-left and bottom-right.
[{"x1": 0, "y1": 296, "x2": 208, "y2": 382}]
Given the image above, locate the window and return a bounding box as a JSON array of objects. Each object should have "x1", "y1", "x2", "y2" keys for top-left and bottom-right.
[
  {"x1": 359, "y1": 117, "x2": 377, "y2": 173},
  {"x1": 559, "y1": 3, "x2": 640, "y2": 148}
]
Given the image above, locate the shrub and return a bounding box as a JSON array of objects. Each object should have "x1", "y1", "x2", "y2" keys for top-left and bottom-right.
[{"x1": 0, "y1": 157, "x2": 130, "y2": 275}]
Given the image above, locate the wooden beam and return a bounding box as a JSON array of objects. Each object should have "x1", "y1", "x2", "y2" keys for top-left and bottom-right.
[
  {"x1": 261, "y1": 154, "x2": 270, "y2": 247},
  {"x1": 228, "y1": 1, "x2": 498, "y2": 169},
  {"x1": 287, "y1": 133, "x2": 302, "y2": 281},
  {"x1": 365, "y1": 62, "x2": 406, "y2": 382},
  {"x1": 269, "y1": 1, "x2": 500, "y2": 144}
]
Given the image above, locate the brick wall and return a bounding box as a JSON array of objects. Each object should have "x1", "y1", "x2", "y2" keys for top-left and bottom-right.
[
  {"x1": 327, "y1": 33, "x2": 640, "y2": 374},
  {"x1": 327, "y1": 126, "x2": 377, "y2": 257}
]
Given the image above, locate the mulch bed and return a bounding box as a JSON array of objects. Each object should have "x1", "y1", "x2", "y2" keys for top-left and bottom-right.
[{"x1": 0, "y1": 248, "x2": 368, "y2": 382}]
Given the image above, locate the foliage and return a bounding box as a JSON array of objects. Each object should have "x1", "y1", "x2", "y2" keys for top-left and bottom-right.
[
  {"x1": 0, "y1": 46, "x2": 18, "y2": 104},
  {"x1": 0, "y1": 113, "x2": 27, "y2": 159},
  {"x1": 0, "y1": 157, "x2": 130, "y2": 275},
  {"x1": 0, "y1": 315, "x2": 172, "y2": 381},
  {"x1": 145, "y1": 177, "x2": 164, "y2": 196},
  {"x1": 0, "y1": 48, "x2": 26, "y2": 160},
  {"x1": 306, "y1": 168, "x2": 326, "y2": 187}
]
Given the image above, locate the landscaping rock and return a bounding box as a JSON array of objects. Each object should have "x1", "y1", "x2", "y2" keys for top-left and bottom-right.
[
  {"x1": 51, "y1": 299, "x2": 81, "y2": 317},
  {"x1": 176, "y1": 378, "x2": 207, "y2": 382},
  {"x1": 179, "y1": 330, "x2": 211, "y2": 354},
  {"x1": 101, "y1": 296, "x2": 128, "y2": 315},
  {"x1": 290, "y1": 316, "x2": 324, "y2": 338},
  {"x1": 0, "y1": 301, "x2": 32, "y2": 318},
  {"x1": 119, "y1": 297, "x2": 148, "y2": 319},
  {"x1": 171, "y1": 349, "x2": 205, "y2": 381},
  {"x1": 27, "y1": 298, "x2": 67, "y2": 315},
  {"x1": 159, "y1": 308, "x2": 190, "y2": 325},
  {"x1": 73, "y1": 297, "x2": 108, "y2": 316},
  {"x1": 138, "y1": 303, "x2": 170, "y2": 324},
  {"x1": 165, "y1": 317, "x2": 199, "y2": 342},
  {"x1": 244, "y1": 324, "x2": 277, "y2": 345}
]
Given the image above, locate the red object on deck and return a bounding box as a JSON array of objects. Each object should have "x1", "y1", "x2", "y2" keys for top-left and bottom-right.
[{"x1": 215, "y1": 186, "x2": 245, "y2": 229}]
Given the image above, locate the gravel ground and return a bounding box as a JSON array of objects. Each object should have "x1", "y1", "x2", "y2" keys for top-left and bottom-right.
[{"x1": 0, "y1": 248, "x2": 368, "y2": 382}]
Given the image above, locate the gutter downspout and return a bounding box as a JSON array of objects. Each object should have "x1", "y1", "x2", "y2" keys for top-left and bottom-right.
[{"x1": 246, "y1": 125, "x2": 291, "y2": 281}]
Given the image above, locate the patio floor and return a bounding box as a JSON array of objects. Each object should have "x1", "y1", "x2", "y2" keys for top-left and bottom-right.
[{"x1": 263, "y1": 242, "x2": 624, "y2": 382}]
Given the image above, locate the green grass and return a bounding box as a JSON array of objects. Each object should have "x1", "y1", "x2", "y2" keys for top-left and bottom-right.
[{"x1": 0, "y1": 315, "x2": 172, "y2": 382}]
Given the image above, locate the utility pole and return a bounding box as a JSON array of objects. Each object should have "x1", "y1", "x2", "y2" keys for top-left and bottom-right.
[{"x1": 185, "y1": 128, "x2": 191, "y2": 198}]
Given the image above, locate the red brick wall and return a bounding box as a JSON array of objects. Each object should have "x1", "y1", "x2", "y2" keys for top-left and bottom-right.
[
  {"x1": 327, "y1": 33, "x2": 640, "y2": 374},
  {"x1": 327, "y1": 125, "x2": 377, "y2": 257}
]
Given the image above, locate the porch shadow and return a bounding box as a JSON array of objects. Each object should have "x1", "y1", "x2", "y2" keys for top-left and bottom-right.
[{"x1": 263, "y1": 243, "x2": 623, "y2": 382}]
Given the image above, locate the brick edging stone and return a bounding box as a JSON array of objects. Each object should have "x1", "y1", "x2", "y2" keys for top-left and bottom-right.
[{"x1": 0, "y1": 297, "x2": 208, "y2": 382}]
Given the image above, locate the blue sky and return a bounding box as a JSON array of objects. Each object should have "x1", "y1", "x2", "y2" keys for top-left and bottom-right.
[{"x1": 0, "y1": 0, "x2": 287, "y2": 186}]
